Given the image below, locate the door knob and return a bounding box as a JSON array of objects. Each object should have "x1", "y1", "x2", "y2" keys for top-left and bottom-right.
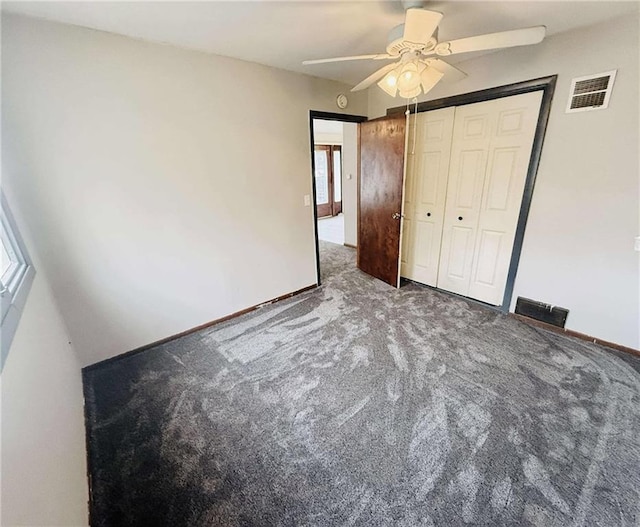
[
  {"x1": 458, "y1": 216, "x2": 463, "y2": 221},
  {"x1": 392, "y1": 212, "x2": 403, "y2": 220}
]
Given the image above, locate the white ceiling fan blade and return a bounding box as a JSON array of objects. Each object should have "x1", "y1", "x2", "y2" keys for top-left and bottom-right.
[
  {"x1": 426, "y1": 59, "x2": 467, "y2": 83},
  {"x1": 303, "y1": 54, "x2": 393, "y2": 65},
  {"x1": 403, "y1": 8, "x2": 443, "y2": 45},
  {"x1": 351, "y1": 62, "x2": 401, "y2": 92},
  {"x1": 436, "y1": 26, "x2": 546, "y2": 56}
]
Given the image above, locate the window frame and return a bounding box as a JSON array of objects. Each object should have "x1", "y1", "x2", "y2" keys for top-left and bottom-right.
[{"x1": 1, "y1": 193, "x2": 36, "y2": 371}]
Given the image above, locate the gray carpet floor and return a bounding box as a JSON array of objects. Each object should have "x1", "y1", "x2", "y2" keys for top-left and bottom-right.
[{"x1": 83, "y1": 241, "x2": 640, "y2": 526}]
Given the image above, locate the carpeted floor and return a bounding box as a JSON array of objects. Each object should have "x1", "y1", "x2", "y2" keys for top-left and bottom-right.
[{"x1": 83, "y1": 241, "x2": 640, "y2": 527}]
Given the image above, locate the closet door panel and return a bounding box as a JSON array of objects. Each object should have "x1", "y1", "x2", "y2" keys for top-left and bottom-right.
[
  {"x1": 472, "y1": 229, "x2": 503, "y2": 285},
  {"x1": 468, "y1": 91, "x2": 543, "y2": 305},
  {"x1": 401, "y1": 107, "x2": 454, "y2": 286},
  {"x1": 413, "y1": 220, "x2": 437, "y2": 270},
  {"x1": 437, "y1": 108, "x2": 490, "y2": 296},
  {"x1": 418, "y1": 152, "x2": 441, "y2": 205},
  {"x1": 447, "y1": 225, "x2": 475, "y2": 279}
]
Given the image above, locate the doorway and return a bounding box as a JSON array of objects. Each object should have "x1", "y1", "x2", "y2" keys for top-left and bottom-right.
[{"x1": 309, "y1": 111, "x2": 367, "y2": 285}]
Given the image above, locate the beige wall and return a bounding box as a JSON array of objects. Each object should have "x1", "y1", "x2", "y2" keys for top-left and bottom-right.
[
  {"x1": 2, "y1": 14, "x2": 367, "y2": 366},
  {"x1": 369, "y1": 13, "x2": 639, "y2": 349},
  {"x1": 0, "y1": 188, "x2": 88, "y2": 526}
]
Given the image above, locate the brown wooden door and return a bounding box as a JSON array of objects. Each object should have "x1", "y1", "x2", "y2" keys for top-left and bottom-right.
[{"x1": 358, "y1": 114, "x2": 406, "y2": 287}]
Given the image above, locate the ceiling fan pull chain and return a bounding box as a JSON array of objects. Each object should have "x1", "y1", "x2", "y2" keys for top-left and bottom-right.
[
  {"x1": 405, "y1": 101, "x2": 412, "y2": 156},
  {"x1": 411, "y1": 97, "x2": 418, "y2": 155}
]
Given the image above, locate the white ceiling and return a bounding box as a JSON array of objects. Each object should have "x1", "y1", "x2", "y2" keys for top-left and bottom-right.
[{"x1": 3, "y1": 1, "x2": 637, "y2": 87}]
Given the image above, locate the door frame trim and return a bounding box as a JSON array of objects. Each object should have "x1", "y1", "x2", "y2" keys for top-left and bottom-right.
[
  {"x1": 387, "y1": 75, "x2": 558, "y2": 312},
  {"x1": 309, "y1": 111, "x2": 368, "y2": 285}
]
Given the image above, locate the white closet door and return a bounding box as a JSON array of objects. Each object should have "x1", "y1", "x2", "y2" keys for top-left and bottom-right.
[
  {"x1": 400, "y1": 107, "x2": 455, "y2": 286},
  {"x1": 437, "y1": 91, "x2": 543, "y2": 304},
  {"x1": 437, "y1": 103, "x2": 491, "y2": 296},
  {"x1": 468, "y1": 91, "x2": 543, "y2": 304}
]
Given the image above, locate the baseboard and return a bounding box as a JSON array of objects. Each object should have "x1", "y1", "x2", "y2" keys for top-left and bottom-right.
[
  {"x1": 82, "y1": 284, "x2": 318, "y2": 372},
  {"x1": 511, "y1": 313, "x2": 640, "y2": 358},
  {"x1": 343, "y1": 243, "x2": 357, "y2": 249}
]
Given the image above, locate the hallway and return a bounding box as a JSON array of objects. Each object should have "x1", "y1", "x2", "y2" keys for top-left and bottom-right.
[{"x1": 317, "y1": 213, "x2": 344, "y2": 245}]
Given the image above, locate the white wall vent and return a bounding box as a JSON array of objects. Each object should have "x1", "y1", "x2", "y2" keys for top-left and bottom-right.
[{"x1": 566, "y1": 70, "x2": 617, "y2": 113}]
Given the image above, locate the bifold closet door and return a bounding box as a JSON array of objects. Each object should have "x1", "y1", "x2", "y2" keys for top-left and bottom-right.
[
  {"x1": 437, "y1": 91, "x2": 543, "y2": 305},
  {"x1": 401, "y1": 107, "x2": 455, "y2": 286}
]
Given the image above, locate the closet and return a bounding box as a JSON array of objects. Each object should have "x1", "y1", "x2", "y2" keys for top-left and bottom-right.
[{"x1": 401, "y1": 91, "x2": 543, "y2": 306}]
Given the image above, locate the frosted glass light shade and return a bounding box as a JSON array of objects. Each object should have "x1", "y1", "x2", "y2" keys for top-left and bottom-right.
[
  {"x1": 398, "y1": 86, "x2": 422, "y2": 99},
  {"x1": 397, "y1": 62, "x2": 421, "y2": 92},
  {"x1": 420, "y1": 66, "x2": 445, "y2": 95},
  {"x1": 378, "y1": 67, "x2": 401, "y2": 97},
  {"x1": 376, "y1": 60, "x2": 447, "y2": 99}
]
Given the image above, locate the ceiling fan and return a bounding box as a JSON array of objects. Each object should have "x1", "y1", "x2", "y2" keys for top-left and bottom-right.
[{"x1": 303, "y1": 7, "x2": 545, "y2": 98}]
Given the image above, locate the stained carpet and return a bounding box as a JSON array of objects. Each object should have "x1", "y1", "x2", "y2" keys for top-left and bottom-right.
[{"x1": 83, "y1": 241, "x2": 640, "y2": 526}]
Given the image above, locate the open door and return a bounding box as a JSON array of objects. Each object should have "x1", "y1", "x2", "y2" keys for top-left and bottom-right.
[{"x1": 357, "y1": 114, "x2": 406, "y2": 287}]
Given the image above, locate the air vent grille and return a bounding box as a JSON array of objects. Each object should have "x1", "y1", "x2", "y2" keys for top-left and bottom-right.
[
  {"x1": 574, "y1": 76, "x2": 610, "y2": 94},
  {"x1": 570, "y1": 91, "x2": 606, "y2": 110},
  {"x1": 566, "y1": 70, "x2": 616, "y2": 113},
  {"x1": 515, "y1": 297, "x2": 569, "y2": 328}
]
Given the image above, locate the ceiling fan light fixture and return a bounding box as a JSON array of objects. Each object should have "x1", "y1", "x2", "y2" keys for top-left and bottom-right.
[
  {"x1": 398, "y1": 86, "x2": 422, "y2": 99},
  {"x1": 420, "y1": 65, "x2": 445, "y2": 94},
  {"x1": 384, "y1": 67, "x2": 400, "y2": 87},
  {"x1": 377, "y1": 74, "x2": 399, "y2": 97},
  {"x1": 397, "y1": 61, "x2": 421, "y2": 92},
  {"x1": 377, "y1": 63, "x2": 403, "y2": 96}
]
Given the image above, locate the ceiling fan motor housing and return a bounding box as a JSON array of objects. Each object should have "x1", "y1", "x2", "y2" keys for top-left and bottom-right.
[
  {"x1": 401, "y1": 0, "x2": 426, "y2": 9},
  {"x1": 386, "y1": 23, "x2": 438, "y2": 57}
]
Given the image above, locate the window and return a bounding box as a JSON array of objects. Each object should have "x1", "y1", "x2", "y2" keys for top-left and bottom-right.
[{"x1": 1, "y1": 193, "x2": 36, "y2": 371}]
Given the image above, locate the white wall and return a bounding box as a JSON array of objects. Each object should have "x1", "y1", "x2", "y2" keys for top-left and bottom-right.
[
  {"x1": 369, "y1": 14, "x2": 640, "y2": 349},
  {"x1": 0, "y1": 189, "x2": 88, "y2": 526},
  {"x1": 2, "y1": 14, "x2": 367, "y2": 366},
  {"x1": 342, "y1": 122, "x2": 358, "y2": 247}
]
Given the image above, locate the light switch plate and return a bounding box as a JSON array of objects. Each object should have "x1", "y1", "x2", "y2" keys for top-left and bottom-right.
[
  {"x1": 635, "y1": 236, "x2": 640, "y2": 252},
  {"x1": 304, "y1": 194, "x2": 311, "y2": 207}
]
